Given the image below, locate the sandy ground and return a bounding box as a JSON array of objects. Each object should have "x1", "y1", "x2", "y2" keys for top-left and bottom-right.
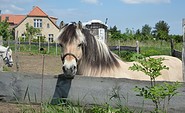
[
  {"x1": 10, "y1": 52, "x2": 62, "y2": 76},
  {"x1": 0, "y1": 102, "x2": 40, "y2": 113}
]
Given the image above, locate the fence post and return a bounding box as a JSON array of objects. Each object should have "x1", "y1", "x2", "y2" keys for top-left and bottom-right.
[
  {"x1": 136, "y1": 40, "x2": 139, "y2": 54},
  {"x1": 48, "y1": 40, "x2": 50, "y2": 53},
  {"x1": 170, "y1": 39, "x2": 174, "y2": 56},
  {"x1": 0, "y1": 36, "x2": 3, "y2": 45},
  {"x1": 15, "y1": 31, "x2": 19, "y2": 72},
  {"x1": 182, "y1": 18, "x2": 185, "y2": 82},
  {"x1": 0, "y1": 36, "x2": 3, "y2": 71},
  {"x1": 118, "y1": 40, "x2": 120, "y2": 56},
  {"x1": 55, "y1": 42, "x2": 58, "y2": 55}
]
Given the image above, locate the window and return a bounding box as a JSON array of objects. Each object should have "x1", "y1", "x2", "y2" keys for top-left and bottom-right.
[
  {"x1": 34, "y1": 19, "x2": 42, "y2": 28},
  {"x1": 47, "y1": 23, "x2": 50, "y2": 28},
  {"x1": 48, "y1": 34, "x2": 54, "y2": 42}
]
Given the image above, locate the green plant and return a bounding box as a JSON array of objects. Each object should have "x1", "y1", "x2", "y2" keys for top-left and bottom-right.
[
  {"x1": 3, "y1": 65, "x2": 10, "y2": 71},
  {"x1": 129, "y1": 57, "x2": 182, "y2": 112}
]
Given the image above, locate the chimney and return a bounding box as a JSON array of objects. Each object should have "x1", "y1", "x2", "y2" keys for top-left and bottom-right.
[{"x1": 32, "y1": 6, "x2": 36, "y2": 9}]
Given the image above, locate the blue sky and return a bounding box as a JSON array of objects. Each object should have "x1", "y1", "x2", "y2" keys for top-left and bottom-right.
[{"x1": 0, "y1": 0, "x2": 184, "y2": 35}]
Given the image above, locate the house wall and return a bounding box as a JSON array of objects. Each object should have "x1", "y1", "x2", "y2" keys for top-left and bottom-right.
[{"x1": 15, "y1": 16, "x2": 59, "y2": 42}]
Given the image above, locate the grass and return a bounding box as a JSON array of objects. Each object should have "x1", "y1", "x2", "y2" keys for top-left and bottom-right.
[
  {"x1": 16, "y1": 102, "x2": 136, "y2": 113},
  {"x1": 5, "y1": 43, "x2": 61, "y2": 55}
]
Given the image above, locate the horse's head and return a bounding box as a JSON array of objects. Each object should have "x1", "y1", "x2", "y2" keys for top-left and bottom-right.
[
  {"x1": 58, "y1": 21, "x2": 85, "y2": 78},
  {"x1": 4, "y1": 46, "x2": 13, "y2": 67}
]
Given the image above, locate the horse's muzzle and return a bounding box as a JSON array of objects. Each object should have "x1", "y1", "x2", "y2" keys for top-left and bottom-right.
[
  {"x1": 6, "y1": 62, "x2": 13, "y2": 67},
  {"x1": 62, "y1": 65, "x2": 77, "y2": 79}
]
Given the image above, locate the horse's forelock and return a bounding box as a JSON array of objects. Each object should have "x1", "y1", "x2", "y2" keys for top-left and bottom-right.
[
  {"x1": 58, "y1": 23, "x2": 78, "y2": 44},
  {"x1": 58, "y1": 23, "x2": 86, "y2": 45}
]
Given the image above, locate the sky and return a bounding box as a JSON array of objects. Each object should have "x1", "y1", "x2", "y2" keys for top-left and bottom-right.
[{"x1": 0, "y1": 0, "x2": 185, "y2": 35}]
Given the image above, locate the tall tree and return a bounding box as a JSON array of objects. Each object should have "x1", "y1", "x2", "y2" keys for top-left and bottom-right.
[
  {"x1": 153, "y1": 20, "x2": 170, "y2": 40},
  {"x1": 25, "y1": 23, "x2": 41, "y2": 51},
  {"x1": 109, "y1": 25, "x2": 122, "y2": 39},
  {"x1": 142, "y1": 24, "x2": 151, "y2": 36},
  {"x1": 141, "y1": 24, "x2": 152, "y2": 40}
]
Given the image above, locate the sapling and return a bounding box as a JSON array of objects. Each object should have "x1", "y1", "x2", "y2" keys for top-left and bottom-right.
[{"x1": 129, "y1": 56, "x2": 181, "y2": 112}]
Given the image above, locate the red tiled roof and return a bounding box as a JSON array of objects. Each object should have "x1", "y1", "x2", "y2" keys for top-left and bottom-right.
[
  {"x1": 0, "y1": 14, "x2": 26, "y2": 25},
  {"x1": 28, "y1": 6, "x2": 48, "y2": 17}
]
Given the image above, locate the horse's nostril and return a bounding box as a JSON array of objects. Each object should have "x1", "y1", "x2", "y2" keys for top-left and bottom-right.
[
  {"x1": 62, "y1": 66, "x2": 66, "y2": 71},
  {"x1": 71, "y1": 65, "x2": 76, "y2": 70}
]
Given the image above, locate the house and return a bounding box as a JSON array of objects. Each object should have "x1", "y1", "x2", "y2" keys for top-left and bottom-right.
[
  {"x1": 83, "y1": 20, "x2": 108, "y2": 43},
  {"x1": 0, "y1": 6, "x2": 59, "y2": 42}
]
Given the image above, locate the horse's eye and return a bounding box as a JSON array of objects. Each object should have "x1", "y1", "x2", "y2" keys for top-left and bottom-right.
[
  {"x1": 78, "y1": 43, "x2": 83, "y2": 48},
  {"x1": 59, "y1": 44, "x2": 63, "y2": 47}
]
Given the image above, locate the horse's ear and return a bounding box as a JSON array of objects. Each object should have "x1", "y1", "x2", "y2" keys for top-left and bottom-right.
[
  {"x1": 77, "y1": 21, "x2": 82, "y2": 30},
  {"x1": 59, "y1": 21, "x2": 65, "y2": 29}
]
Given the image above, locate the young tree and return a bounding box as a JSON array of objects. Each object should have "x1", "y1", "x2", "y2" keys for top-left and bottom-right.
[{"x1": 25, "y1": 23, "x2": 41, "y2": 51}]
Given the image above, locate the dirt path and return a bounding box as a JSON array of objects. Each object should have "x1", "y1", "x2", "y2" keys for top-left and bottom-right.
[
  {"x1": 10, "y1": 52, "x2": 62, "y2": 76},
  {"x1": 0, "y1": 102, "x2": 40, "y2": 113}
]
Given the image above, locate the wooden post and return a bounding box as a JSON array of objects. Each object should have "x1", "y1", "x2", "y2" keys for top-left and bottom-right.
[
  {"x1": 39, "y1": 36, "x2": 41, "y2": 53},
  {"x1": 170, "y1": 39, "x2": 174, "y2": 56},
  {"x1": 182, "y1": 18, "x2": 185, "y2": 82},
  {"x1": 0, "y1": 36, "x2": 3, "y2": 45},
  {"x1": 15, "y1": 31, "x2": 19, "y2": 72},
  {"x1": 48, "y1": 39, "x2": 50, "y2": 53},
  {"x1": 0, "y1": 36, "x2": 3, "y2": 71},
  {"x1": 136, "y1": 40, "x2": 139, "y2": 54},
  {"x1": 118, "y1": 40, "x2": 120, "y2": 56},
  {"x1": 55, "y1": 42, "x2": 58, "y2": 55}
]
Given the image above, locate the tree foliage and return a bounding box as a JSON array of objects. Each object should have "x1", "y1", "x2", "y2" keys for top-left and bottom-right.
[
  {"x1": 0, "y1": 21, "x2": 12, "y2": 41},
  {"x1": 24, "y1": 23, "x2": 41, "y2": 50},
  {"x1": 153, "y1": 20, "x2": 170, "y2": 40},
  {"x1": 109, "y1": 25, "x2": 123, "y2": 40},
  {"x1": 108, "y1": 20, "x2": 182, "y2": 43}
]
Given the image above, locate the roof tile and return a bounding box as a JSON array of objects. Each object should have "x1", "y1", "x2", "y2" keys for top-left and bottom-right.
[{"x1": 28, "y1": 6, "x2": 48, "y2": 17}]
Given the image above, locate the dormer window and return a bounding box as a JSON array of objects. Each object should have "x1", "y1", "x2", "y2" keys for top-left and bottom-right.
[{"x1": 34, "y1": 19, "x2": 42, "y2": 28}]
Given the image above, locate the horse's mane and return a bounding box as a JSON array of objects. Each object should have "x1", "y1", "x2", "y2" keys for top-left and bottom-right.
[
  {"x1": 81, "y1": 28, "x2": 120, "y2": 70},
  {"x1": 58, "y1": 23, "x2": 120, "y2": 74}
]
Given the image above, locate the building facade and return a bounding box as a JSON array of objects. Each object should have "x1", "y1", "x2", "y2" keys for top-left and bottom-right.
[{"x1": 0, "y1": 6, "x2": 59, "y2": 42}]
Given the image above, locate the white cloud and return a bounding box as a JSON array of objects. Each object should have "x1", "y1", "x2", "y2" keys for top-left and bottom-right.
[
  {"x1": 81, "y1": 0, "x2": 99, "y2": 4},
  {"x1": 10, "y1": 4, "x2": 24, "y2": 11},
  {"x1": 3, "y1": 9, "x2": 13, "y2": 14},
  {"x1": 0, "y1": 4, "x2": 25, "y2": 14},
  {"x1": 121, "y1": 0, "x2": 171, "y2": 4}
]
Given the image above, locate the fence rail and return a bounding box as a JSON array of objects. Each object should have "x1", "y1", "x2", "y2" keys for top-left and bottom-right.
[
  {"x1": 170, "y1": 39, "x2": 182, "y2": 59},
  {"x1": 172, "y1": 49, "x2": 182, "y2": 59},
  {"x1": 109, "y1": 46, "x2": 139, "y2": 52}
]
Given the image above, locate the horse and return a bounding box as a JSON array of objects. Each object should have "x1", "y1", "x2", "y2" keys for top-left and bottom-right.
[
  {"x1": 57, "y1": 21, "x2": 183, "y2": 82},
  {"x1": 0, "y1": 45, "x2": 13, "y2": 67}
]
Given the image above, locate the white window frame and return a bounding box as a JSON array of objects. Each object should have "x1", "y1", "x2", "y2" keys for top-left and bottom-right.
[{"x1": 34, "y1": 19, "x2": 42, "y2": 28}]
